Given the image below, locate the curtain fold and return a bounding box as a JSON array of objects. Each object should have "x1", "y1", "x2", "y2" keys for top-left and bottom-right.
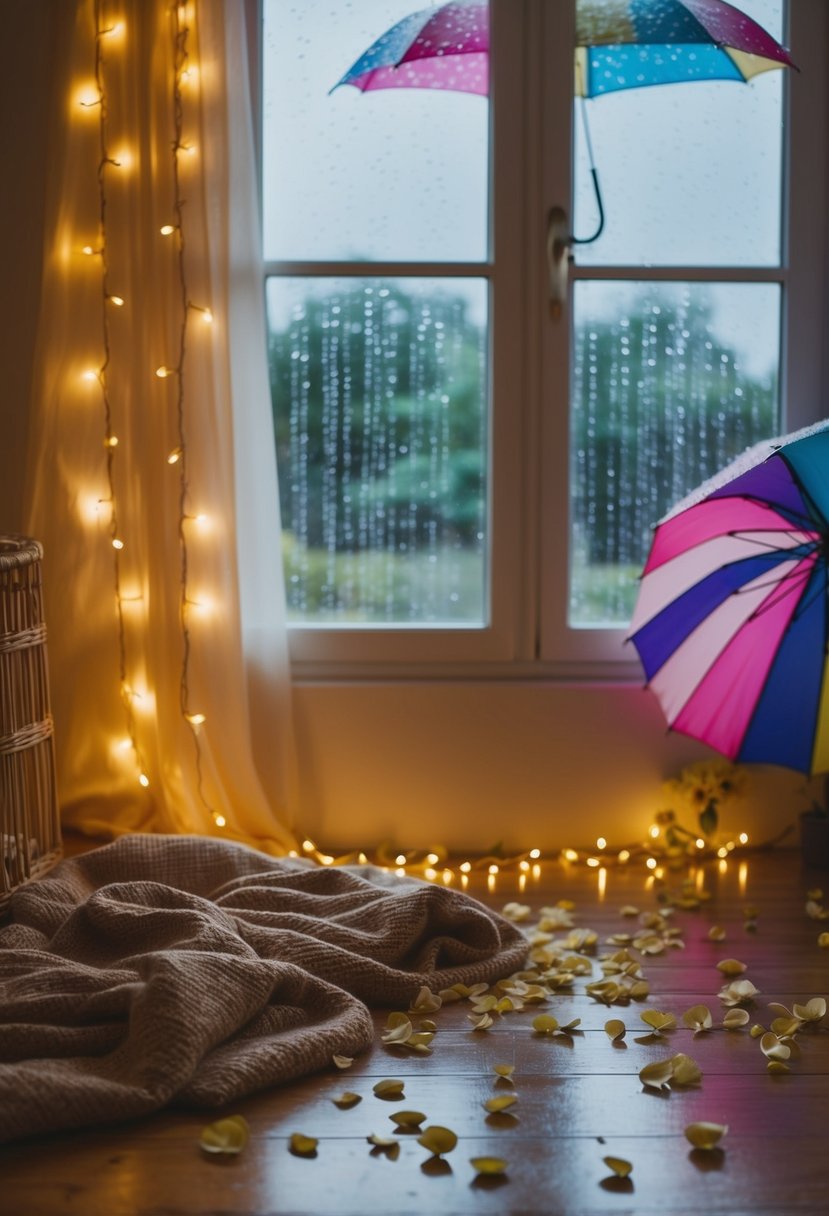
[{"x1": 24, "y1": 0, "x2": 299, "y2": 853}]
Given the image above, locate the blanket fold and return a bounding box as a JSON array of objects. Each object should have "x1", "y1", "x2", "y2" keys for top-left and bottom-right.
[{"x1": 0, "y1": 834, "x2": 527, "y2": 1143}]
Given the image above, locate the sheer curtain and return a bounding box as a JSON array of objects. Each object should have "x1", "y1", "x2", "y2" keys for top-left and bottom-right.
[{"x1": 25, "y1": 0, "x2": 298, "y2": 853}]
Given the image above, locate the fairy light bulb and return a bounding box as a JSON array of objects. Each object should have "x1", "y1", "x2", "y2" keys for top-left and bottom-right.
[
  {"x1": 111, "y1": 537, "x2": 124, "y2": 550},
  {"x1": 160, "y1": 224, "x2": 176, "y2": 236},
  {"x1": 138, "y1": 772, "x2": 150, "y2": 788},
  {"x1": 488, "y1": 864, "x2": 499, "y2": 875},
  {"x1": 586, "y1": 857, "x2": 600, "y2": 868},
  {"x1": 646, "y1": 857, "x2": 657, "y2": 870},
  {"x1": 167, "y1": 448, "x2": 181, "y2": 464},
  {"x1": 739, "y1": 832, "x2": 749, "y2": 844},
  {"x1": 459, "y1": 861, "x2": 471, "y2": 873},
  {"x1": 563, "y1": 848, "x2": 578, "y2": 862},
  {"x1": 155, "y1": 365, "x2": 173, "y2": 378},
  {"x1": 214, "y1": 814, "x2": 226, "y2": 828},
  {"x1": 108, "y1": 294, "x2": 125, "y2": 307},
  {"x1": 302, "y1": 839, "x2": 315, "y2": 853},
  {"x1": 617, "y1": 849, "x2": 630, "y2": 862},
  {"x1": 185, "y1": 712, "x2": 206, "y2": 726},
  {"x1": 103, "y1": 435, "x2": 118, "y2": 448},
  {"x1": 696, "y1": 838, "x2": 705, "y2": 849},
  {"x1": 529, "y1": 848, "x2": 541, "y2": 859},
  {"x1": 596, "y1": 837, "x2": 607, "y2": 850},
  {"x1": 82, "y1": 244, "x2": 96, "y2": 255},
  {"x1": 201, "y1": 308, "x2": 213, "y2": 324},
  {"x1": 82, "y1": 369, "x2": 98, "y2": 382}
]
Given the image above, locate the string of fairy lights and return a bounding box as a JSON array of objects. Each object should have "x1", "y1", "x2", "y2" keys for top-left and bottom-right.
[{"x1": 81, "y1": 0, "x2": 223, "y2": 826}]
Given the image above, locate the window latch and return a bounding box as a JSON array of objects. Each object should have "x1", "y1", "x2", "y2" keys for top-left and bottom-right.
[{"x1": 546, "y1": 206, "x2": 571, "y2": 321}]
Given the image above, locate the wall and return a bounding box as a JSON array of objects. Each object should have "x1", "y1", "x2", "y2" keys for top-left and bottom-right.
[{"x1": 1, "y1": 2, "x2": 825, "y2": 856}]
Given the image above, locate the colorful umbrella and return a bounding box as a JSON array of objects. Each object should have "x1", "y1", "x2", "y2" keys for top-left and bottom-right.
[
  {"x1": 628, "y1": 421, "x2": 829, "y2": 776},
  {"x1": 333, "y1": 1, "x2": 795, "y2": 98}
]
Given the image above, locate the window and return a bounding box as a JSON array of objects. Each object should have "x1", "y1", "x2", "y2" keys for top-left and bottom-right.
[{"x1": 260, "y1": 0, "x2": 827, "y2": 674}]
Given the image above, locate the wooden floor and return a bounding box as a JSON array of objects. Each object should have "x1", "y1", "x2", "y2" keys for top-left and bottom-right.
[{"x1": 3, "y1": 847, "x2": 828, "y2": 1215}]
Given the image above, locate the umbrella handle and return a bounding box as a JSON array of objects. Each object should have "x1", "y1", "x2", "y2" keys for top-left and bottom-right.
[{"x1": 569, "y1": 166, "x2": 605, "y2": 245}]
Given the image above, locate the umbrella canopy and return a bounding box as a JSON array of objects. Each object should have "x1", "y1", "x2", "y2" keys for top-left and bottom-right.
[
  {"x1": 333, "y1": 0, "x2": 795, "y2": 98},
  {"x1": 332, "y1": 2, "x2": 488, "y2": 96},
  {"x1": 575, "y1": 0, "x2": 797, "y2": 97},
  {"x1": 628, "y1": 421, "x2": 829, "y2": 776}
]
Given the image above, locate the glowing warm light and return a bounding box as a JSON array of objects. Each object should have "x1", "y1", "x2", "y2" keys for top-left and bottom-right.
[
  {"x1": 654, "y1": 866, "x2": 665, "y2": 879},
  {"x1": 82, "y1": 368, "x2": 99, "y2": 382},
  {"x1": 394, "y1": 866, "x2": 406, "y2": 877},
  {"x1": 442, "y1": 869, "x2": 453, "y2": 886},
  {"x1": 116, "y1": 737, "x2": 132, "y2": 752},
  {"x1": 459, "y1": 861, "x2": 471, "y2": 874},
  {"x1": 617, "y1": 849, "x2": 630, "y2": 863},
  {"x1": 531, "y1": 863, "x2": 541, "y2": 880},
  {"x1": 178, "y1": 142, "x2": 197, "y2": 157},
  {"x1": 357, "y1": 852, "x2": 368, "y2": 864},
  {"x1": 108, "y1": 294, "x2": 125, "y2": 307},
  {"x1": 586, "y1": 857, "x2": 600, "y2": 868},
  {"x1": 110, "y1": 148, "x2": 133, "y2": 169},
  {"x1": 160, "y1": 224, "x2": 176, "y2": 236},
  {"x1": 649, "y1": 825, "x2": 660, "y2": 839},
  {"x1": 488, "y1": 864, "x2": 499, "y2": 875},
  {"x1": 138, "y1": 772, "x2": 150, "y2": 788},
  {"x1": 185, "y1": 712, "x2": 206, "y2": 726},
  {"x1": 696, "y1": 838, "x2": 705, "y2": 849},
  {"x1": 395, "y1": 854, "x2": 407, "y2": 866},
  {"x1": 460, "y1": 873, "x2": 469, "y2": 889},
  {"x1": 597, "y1": 866, "x2": 607, "y2": 900},
  {"x1": 487, "y1": 873, "x2": 496, "y2": 892},
  {"x1": 111, "y1": 538, "x2": 124, "y2": 550},
  {"x1": 519, "y1": 860, "x2": 530, "y2": 872},
  {"x1": 167, "y1": 449, "x2": 181, "y2": 464},
  {"x1": 75, "y1": 83, "x2": 100, "y2": 109},
  {"x1": 717, "y1": 846, "x2": 729, "y2": 859},
  {"x1": 101, "y1": 20, "x2": 125, "y2": 39},
  {"x1": 302, "y1": 839, "x2": 315, "y2": 853},
  {"x1": 187, "y1": 594, "x2": 214, "y2": 615},
  {"x1": 103, "y1": 436, "x2": 118, "y2": 448},
  {"x1": 424, "y1": 867, "x2": 438, "y2": 882},
  {"x1": 738, "y1": 860, "x2": 748, "y2": 895},
  {"x1": 320, "y1": 855, "x2": 335, "y2": 866},
  {"x1": 155, "y1": 365, "x2": 174, "y2": 378},
  {"x1": 529, "y1": 848, "x2": 541, "y2": 860},
  {"x1": 596, "y1": 837, "x2": 607, "y2": 850},
  {"x1": 739, "y1": 832, "x2": 749, "y2": 845},
  {"x1": 645, "y1": 857, "x2": 657, "y2": 870},
  {"x1": 563, "y1": 848, "x2": 578, "y2": 862},
  {"x1": 726, "y1": 840, "x2": 736, "y2": 851},
  {"x1": 201, "y1": 308, "x2": 213, "y2": 324},
  {"x1": 180, "y1": 65, "x2": 199, "y2": 85},
  {"x1": 426, "y1": 852, "x2": 439, "y2": 865},
  {"x1": 718, "y1": 858, "x2": 728, "y2": 874},
  {"x1": 214, "y1": 814, "x2": 226, "y2": 827},
  {"x1": 518, "y1": 872, "x2": 527, "y2": 892}
]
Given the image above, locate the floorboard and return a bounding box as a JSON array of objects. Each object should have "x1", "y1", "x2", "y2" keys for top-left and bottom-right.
[{"x1": 2, "y1": 846, "x2": 828, "y2": 1215}]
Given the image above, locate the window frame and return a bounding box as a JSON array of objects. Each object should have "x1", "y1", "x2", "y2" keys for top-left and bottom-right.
[{"x1": 255, "y1": 0, "x2": 828, "y2": 680}]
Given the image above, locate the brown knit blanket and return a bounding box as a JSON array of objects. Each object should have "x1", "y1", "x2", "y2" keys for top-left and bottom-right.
[{"x1": 0, "y1": 835, "x2": 527, "y2": 1144}]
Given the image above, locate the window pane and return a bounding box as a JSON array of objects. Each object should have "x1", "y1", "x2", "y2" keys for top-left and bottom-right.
[
  {"x1": 267, "y1": 277, "x2": 488, "y2": 624},
  {"x1": 569, "y1": 282, "x2": 781, "y2": 627},
  {"x1": 573, "y1": 0, "x2": 784, "y2": 266},
  {"x1": 262, "y1": 1, "x2": 489, "y2": 263}
]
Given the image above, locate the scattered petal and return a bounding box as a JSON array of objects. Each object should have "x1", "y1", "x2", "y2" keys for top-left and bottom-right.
[
  {"x1": 420, "y1": 1018, "x2": 438, "y2": 1033},
  {"x1": 381, "y1": 1013, "x2": 414, "y2": 1045},
  {"x1": 682, "y1": 1005, "x2": 713, "y2": 1033},
  {"x1": 367, "y1": 1134, "x2": 400, "y2": 1159},
  {"x1": 718, "y1": 979, "x2": 759, "y2": 1007},
  {"x1": 723, "y1": 1009, "x2": 750, "y2": 1029},
  {"x1": 770, "y1": 1015, "x2": 803, "y2": 1038},
  {"x1": 639, "y1": 1059, "x2": 674, "y2": 1090},
  {"x1": 501, "y1": 901, "x2": 532, "y2": 922},
  {"x1": 603, "y1": 1156, "x2": 633, "y2": 1178},
  {"x1": 289, "y1": 1133, "x2": 318, "y2": 1157},
  {"x1": 469, "y1": 1012, "x2": 494, "y2": 1031},
  {"x1": 493, "y1": 1064, "x2": 515, "y2": 1083},
  {"x1": 793, "y1": 998, "x2": 826, "y2": 1023},
  {"x1": 409, "y1": 986, "x2": 442, "y2": 1014},
  {"x1": 670, "y1": 1053, "x2": 702, "y2": 1086},
  {"x1": 484, "y1": 1094, "x2": 518, "y2": 1114},
  {"x1": 332, "y1": 1092, "x2": 362, "y2": 1109},
  {"x1": 199, "y1": 1115, "x2": 249, "y2": 1156},
  {"x1": 532, "y1": 1014, "x2": 560, "y2": 1035},
  {"x1": 685, "y1": 1122, "x2": 728, "y2": 1150},
  {"x1": 604, "y1": 1019, "x2": 626, "y2": 1041},
  {"x1": 417, "y1": 1126, "x2": 458, "y2": 1157},
  {"x1": 767, "y1": 1060, "x2": 790, "y2": 1074},
  {"x1": 373, "y1": 1079, "x2": 405, "y2": 1099},
  {"x1": 640, "y1": 1010, "x2": 677, "y2": 1033},
  {"x1": 471, "y1": 1156, "x2": 508, "y2": 1175},
  {"x1": 716, "y1": 958, "x2": 747, "y2": 976},
  {"x1": 760, "y1": 1032, "x2": 791, "y2": 1061},
  {"x1": 707, "y1": 926, "x2": 727, "y2": 941},
  {"x1": 619, "y1": 905, "x2": 639, "y2": 917},
  {"x1": 818, "y1": 932, "x2": 829, "y2": 948},
  {"x1": 807, "y1": 888, "x2": 823, "y2": 901},
  {"x1": 332, "y1": 1054, "x2": 354, "y2": 1070},
  {"x1": 390, "y1": 1110, "x2": 426, "y2": 1129},
  {"x1": 750, "y1": 1023, "x2": 766, "y2": 1038}
]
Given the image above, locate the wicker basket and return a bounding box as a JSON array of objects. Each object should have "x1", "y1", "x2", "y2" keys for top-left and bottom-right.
[{"x1": 1, "y1": 536, "x2": 61, "y2": 913}]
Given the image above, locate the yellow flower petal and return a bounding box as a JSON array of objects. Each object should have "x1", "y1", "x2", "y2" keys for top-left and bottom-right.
[
  {"x1": 793, "y1": 997, "x2": 826, "y2": 1023},
  {"x1": 807, "y1": 888, "x2": 824, "y2": 900},
  {"x1": 638, "y1": 1059, "x2": 674, "y2": 1090},
  {"x1": 818, "y1": 932, "x2": 829, "y2": 949},
  {"x1": 619, "y1": 905, "x2": 639, "y2": 917},
  {"x1": 470, "y1": 1156, "x2": 508, "y2": 1175},
  {"x1": 722, "y1": 1008, "x2": 750, "y2": 1030},
  {"x1": 381, "y1": 1014, "x2": 414, "y2": 1044},
  {"x1": 409, "y1": 986, "x2": 442, "y2": 1013},
  {"x1": 367, "y1": 1134, "x2": 400, "y2": 1159},
  {"x1": 707, "y1": 925, "x2": 726, "y2": 941},
  {"x1": 760, "y1": 1032, "x2": 791, "y2": 1061},
  {"x1": 469, "y1": 1012, "x2": 494, "y2": 1030},
  {"x1": 770, "y1": 1015, "x2": 803, "y2": 1038},
  {"x1": 289, "y1": 1132, "x2": 318, "y2": 1157},
  {"x1": 684, "y1": 1122, "x2": 728, "y2": 1150},
  {"x1": 750, "y1": 1023, "x2": 766, "y2": 1038},
  {"x1": 199, "y1": 1115, "x2": 249, "y2": 1155},
  {"x1": 532, "y1": 1014, "x2": 560, "y2": 1035},
  {"x1": 604, "y1": 1019, "x2": 626, "y2": 1041},
  {"x1": 373, "y1": 1078, "x2": 405, "y2": 1099},
  {"x1": 420, "y1": 1018, "x2": 438, "y2": 1032},
  {"x1": 417, "y1": 1125, "x2": 458, "y2": 1156},
  {"x1": 484, "y1": 1094, "x2": 518, "y2": 1114},
  {"x1": 332, "y1": 1092, "x2": 362, "y2": 1109},
  {"x1": 641, "y1": 1010, "x2": 677, "y2": 1033},
  {"x1": 494, "y1": 1064, "x2": 515, "y2": 1081},
  {"x1": 332, "y1": 1054, "x2": 354, "y2": 1069},
  {"x1": 389, "y1": 1110, "x2": 426, "y2": 1128},
  {"x1": 603, "y1": 1156, "x2": 633, "y2": 1178},
  {"x1": 682, "y1": 1005, "x2": 713, "y2": 1032},
  {"x1": 767, "y1": 1060, "x2": 790, "y2": 1074},
  {"x1": 501, "y1": 901, "x2": 532, "y2": 922},
  {"x1": 716, "y1": 958, "x2": 747, "y2": 976},
  {"x1": 670, "y1": 1053, "x2": 702, "y2": 1086}
]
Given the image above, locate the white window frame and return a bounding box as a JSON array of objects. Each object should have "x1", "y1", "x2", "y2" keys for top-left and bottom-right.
[{"x1": 256, "y1": 0, "x2": 828, "y2": 681}]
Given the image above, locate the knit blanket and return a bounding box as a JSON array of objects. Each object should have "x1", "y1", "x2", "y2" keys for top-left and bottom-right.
[{"x1": 0, "y1": 835, "x2": 527, "y2": 1144}]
